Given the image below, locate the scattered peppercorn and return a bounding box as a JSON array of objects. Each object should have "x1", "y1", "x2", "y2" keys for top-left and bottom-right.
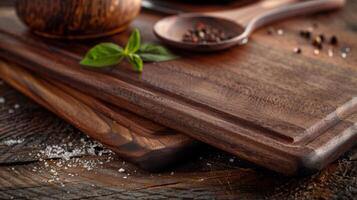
[
  {"x1": 267, "y1": 27, "x2": 274, "y2": 35},
  {"x1": 330, "y1": 36, "x2": 338, "y2": 45},
  {"x1": 318, "y1": 34, "x2": 325, "y2": 42},
  {"x1": 299, "y1": 30, "x2": 311, "y2": 39},
  {"x1": 271, "y1": 25, "x2": 347, "y2": 59},
  {"x1": 182, "y1": 22, "x2": 232, "y2": 44},
  {"x1": 312, "y1": 36, "x2": 323, "y2": 49}
]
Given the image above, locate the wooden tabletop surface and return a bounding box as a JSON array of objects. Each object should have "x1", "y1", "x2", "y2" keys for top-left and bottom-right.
[{"x1": 0, "y1": 0, "x2": 356, "y2": 199}]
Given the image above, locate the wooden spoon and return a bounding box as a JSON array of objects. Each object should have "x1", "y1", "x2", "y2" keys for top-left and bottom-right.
[{"x1": 154, "y1": 0, "x2": 345, "y2": 52}]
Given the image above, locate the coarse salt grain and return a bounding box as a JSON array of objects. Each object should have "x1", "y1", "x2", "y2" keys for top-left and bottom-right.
[
  {"x1": 14, "y1": 104, "x2": 20, "y2": 109},
  {"x1": 26, "y1": 137, "x2": 114, "y2": 186},
  {"x1": 118, "y1": 168, "x2": 125, "y2": 173},
  {"x1": 241, "y1": 37, "x2": 249, "y2": 45},
  {"x1": 2, "y1": 138, "x2": 24, "y2": 146},
  {"x1": 314, "y1": 49, "x2": 320, "y2": 55},
  {"x1": 38, "y1": 141, "x2": 110, "y2": 161},
  {"x1": 277, "y1": 29, "x2": 284, "y2": 35},
  {"x1": 0, "y1": 97, "x2": 5, "y2": 104},
  {"x1": 293, "y1": 47, "x2": 301, "y2": 54},
  {"x1": 343, "y1": 47, "x2": 351, "y2": 53},
  {"x1": 328, "y1": 49, "x2": 334, "y2": 57},
  {"x1": 341, "y1": 52, "x2": 347, "y2": 58}
]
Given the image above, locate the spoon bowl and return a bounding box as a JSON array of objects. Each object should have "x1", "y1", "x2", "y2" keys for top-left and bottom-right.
[
  {"x1": 153, "y1": 0, "x2": 345, "y2": 52},
  {"x1": 154, "y1": 14, "x2": 245, "y2": 52}
]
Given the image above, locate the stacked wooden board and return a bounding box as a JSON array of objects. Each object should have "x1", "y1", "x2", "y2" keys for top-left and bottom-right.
[{"x1": 0, "y1": 61, "x2": 199, "y2": 171}]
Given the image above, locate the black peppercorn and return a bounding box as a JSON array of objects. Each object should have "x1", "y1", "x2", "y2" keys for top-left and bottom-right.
[
  {"x1": 299, "y1": 30, "x2": 311, "y2": 39},
  {"x1": 294, "y1": 47, "x2": 302, "y2": 54},
  {"x1": 318, "y1": 34, "x2": 325, "y2": 42},
  {"x1": 330, "y1": 36, "x2": 338, "y2": 45},
  {"x1": 299, "y1": 31, "x2": 305, "y2": 37},
  {"x1": 182, "y1": 22, "x2": 232, "y2": 44},
  {"x1": 306, "y1": 31, "x2": 311, "y2": 39},
  {"x1": 267, "y1": 27, "x2": 274, "y2": 35},
  {"x1": 312, "y1": 36, "x2": 323, "y2": 49}
]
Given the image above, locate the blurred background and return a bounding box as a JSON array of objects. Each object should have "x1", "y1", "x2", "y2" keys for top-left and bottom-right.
[
  {"x1": 0, "y1": 0, "x2": 14, "y2": 6},
  {"x1": 0, "y1": 0, "x2": 259, "y2": 8}
]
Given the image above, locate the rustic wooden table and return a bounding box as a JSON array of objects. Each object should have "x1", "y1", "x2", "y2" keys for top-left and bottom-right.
[{"x1": 0, "y1": 0, "x2": 356, "y2": 199}]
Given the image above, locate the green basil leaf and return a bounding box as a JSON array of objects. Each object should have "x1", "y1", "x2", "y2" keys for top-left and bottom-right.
[
  {"x1": 125, "y1": 29, "x2": 141, "y2": 54},
  {"x1": 138, "y1": 53, "x2": 178, "y2": 62},
  {"x1": 127, "y1": 54, "x2": 143, "y2": 72},
  {"x1": 139, "y1": 43, "x2": 171, "y2": 55},
  {"x1": 138, "y1": 43, "x2": 178, "y2": 62},
  {"x1": 80, "y1": 43, "x2": 124, "y2": 67}
]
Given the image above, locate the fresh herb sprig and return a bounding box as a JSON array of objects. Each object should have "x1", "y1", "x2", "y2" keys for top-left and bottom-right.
[{"x1": 80, "y1": 29, "x2": 177, "y2": 72}]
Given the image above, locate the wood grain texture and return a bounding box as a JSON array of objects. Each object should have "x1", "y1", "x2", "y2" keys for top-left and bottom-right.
[
  {"x1": 0, "y1": 60, "x2": 198, "y2": 171},
  {"x1": 1, "y1": 155, "x2": 355, "y2": 200},
  {"x1": 0, "y1": 0, "x2": 356, "y2": 196},
  {"x1": 0, "y1": 97, "x2": 355, "y2": 200},
  {"x1": 0, "y1": 1, "x2": 356, "y2": 175},
  {"x1": 0, "y1": 84, "x2": 355, "y2": 200},
  {"x1": 15, "y1": 0, "x2": 142, "y2": 39}
]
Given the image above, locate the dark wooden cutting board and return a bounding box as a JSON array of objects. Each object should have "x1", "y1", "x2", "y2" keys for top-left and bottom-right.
[
  {"x1": 0, "y1": 6, "x2": 356, "y2": 175},
  {"x1": 0, "y1": 60, "x2": 199, "y2": 171}
]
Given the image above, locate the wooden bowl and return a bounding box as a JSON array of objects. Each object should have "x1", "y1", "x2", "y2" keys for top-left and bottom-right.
[{"x1": 15, "y1": 0, "x2": 142, "y2": 39}]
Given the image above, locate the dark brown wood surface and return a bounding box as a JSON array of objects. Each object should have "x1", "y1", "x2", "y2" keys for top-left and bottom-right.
[
  {"x1": 0, "y1": 78, "x2": 356, "y2": 199},
  {"x1": 0, "y1": 60, "x2": 198, "y2": 171},
  {"x1": 0, "y1": 1, "x2": 356, "y2": 175},
  {"x1": 0, "y1": 1, "x2": 356, "y2": 199}
]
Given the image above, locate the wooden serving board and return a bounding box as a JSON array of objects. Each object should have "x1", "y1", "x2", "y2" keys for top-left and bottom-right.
[
  {"x1": 0, "y1": 6, "x2": 356, "y2": 175},
  {"x1": 0, "y1": 60, "x2": 198, "y2": 171}
]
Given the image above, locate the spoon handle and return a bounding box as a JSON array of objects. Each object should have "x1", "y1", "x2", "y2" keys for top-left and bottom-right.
[
  {"x1": 243, "y1": 0, "x2": 345, "y2": 36},
  {"x1": 210, "y1": 0, "x2": 298, "y2": 25}
]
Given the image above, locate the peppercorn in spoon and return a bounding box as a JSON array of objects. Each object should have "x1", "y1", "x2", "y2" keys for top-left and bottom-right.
[{"x1": 153, "y1": 0, "x2": 345, "y2": 52}]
